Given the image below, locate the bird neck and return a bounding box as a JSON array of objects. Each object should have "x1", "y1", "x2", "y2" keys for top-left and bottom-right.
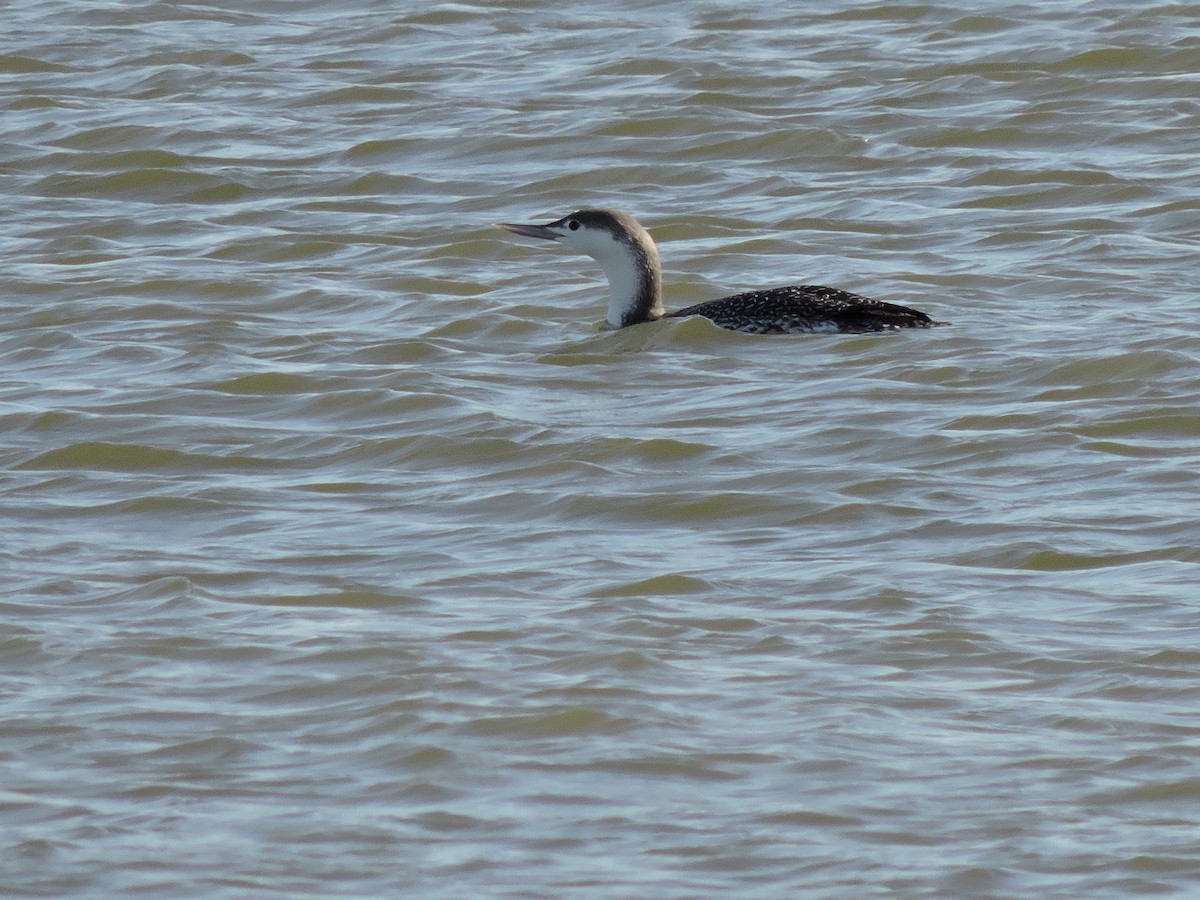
[{"x1": 599, "y1": 237, "x2": 663, "y2": 328}]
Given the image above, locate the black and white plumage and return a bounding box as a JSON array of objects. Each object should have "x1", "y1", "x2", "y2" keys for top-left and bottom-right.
[{"x1": 495, "y1": 208, "x2": 948, "y2": 334}]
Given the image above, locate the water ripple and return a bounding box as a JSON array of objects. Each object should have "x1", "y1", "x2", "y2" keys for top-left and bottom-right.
[{"x1": 3, "y1": 0, "x2": 1200, "y2": 896}]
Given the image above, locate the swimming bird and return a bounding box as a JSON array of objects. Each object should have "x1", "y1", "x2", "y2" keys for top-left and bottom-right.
[{"x1": 495, "y1": 208, "x2": 947, "y2": 334}]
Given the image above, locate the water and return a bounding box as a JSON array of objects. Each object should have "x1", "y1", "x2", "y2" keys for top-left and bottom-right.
[{"x1": 4, "y1": 1, "x2": 1200, "y2": 895}]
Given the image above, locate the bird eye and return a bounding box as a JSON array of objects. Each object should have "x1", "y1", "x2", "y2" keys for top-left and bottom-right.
[{"x1": 567, "y1": 220, "x2": 580, "y2": 231}]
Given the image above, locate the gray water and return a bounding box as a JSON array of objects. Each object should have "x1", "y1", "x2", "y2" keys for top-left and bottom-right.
[{"x1": 4, "y1": 1, "x2": 1200, "y2": 896}]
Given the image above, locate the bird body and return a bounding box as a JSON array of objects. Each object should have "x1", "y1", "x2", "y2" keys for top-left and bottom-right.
[{"x1": 495, "y1": 208, "x2": 947, "y2": 334}]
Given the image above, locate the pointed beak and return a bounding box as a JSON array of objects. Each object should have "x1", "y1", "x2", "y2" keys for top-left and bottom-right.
[{"x1": 494, "y1": 221, "x2": 560, "y2": 241}]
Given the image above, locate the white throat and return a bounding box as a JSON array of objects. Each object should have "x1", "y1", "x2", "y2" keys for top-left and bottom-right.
[{"x1": 586, "y1": 233, "x2": 663, "y2": 329}]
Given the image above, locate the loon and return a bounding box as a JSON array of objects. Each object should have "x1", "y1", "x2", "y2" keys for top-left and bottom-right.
[{"x1": 495, "y1": 208, "x2": 947, "y2": 334}]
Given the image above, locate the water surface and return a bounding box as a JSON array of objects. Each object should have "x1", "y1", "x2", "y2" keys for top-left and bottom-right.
[{"x1": 3, "y1": 1, "x2": 1200, "y2": 895}]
